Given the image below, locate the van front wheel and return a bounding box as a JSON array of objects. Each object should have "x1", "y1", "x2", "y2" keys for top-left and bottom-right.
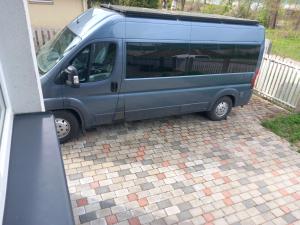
[
  {"x1": 53, "y1": 111, "x2": 79, "y2": 143},
  {"x1": 207, "y1": 96, "x2": 232, "y2": 121}
]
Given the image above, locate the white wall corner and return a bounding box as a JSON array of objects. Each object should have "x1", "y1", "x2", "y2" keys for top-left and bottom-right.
[
  {"x1": 22, "y1": 0, "x2": 45, "y2": 112},
  {"x1": 0, "y1": 0, "x2": 45, "y2": 115},
  {"x1": 0, "y1": 62, "x2": 14, "y2": 225}
]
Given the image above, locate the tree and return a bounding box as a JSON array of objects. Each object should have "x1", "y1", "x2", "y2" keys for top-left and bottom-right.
[
  {"x1": 87, "y1": 0, "x2": 159, "y2": 8},
  {"x1": 87, "y1": 0, "x2": 119, "y2": 8},
  {"x1": 119, "y1": 0, "x2": 159, "y2": 8},
  {"x1": 270, "y1": 0, "x2": 281, "y2": 28}
]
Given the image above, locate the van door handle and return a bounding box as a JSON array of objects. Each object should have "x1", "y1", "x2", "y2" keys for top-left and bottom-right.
[{"x1": 111, "y1": 82, "x2": 118, "y2": 92}]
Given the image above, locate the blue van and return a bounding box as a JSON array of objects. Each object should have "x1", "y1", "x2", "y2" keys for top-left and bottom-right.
[{"x1": 38, "y1": 5, "x2": 265, "y2": 143}]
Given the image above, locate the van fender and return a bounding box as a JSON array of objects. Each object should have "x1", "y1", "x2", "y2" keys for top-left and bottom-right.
[
  {"x1": 44, "y1": 98, "x2": 91, "y2": 130},
  {"x1": 63, "y1": 98, "x2": 94, "y2": 129},
  {"x1": 208, "y1": 88, "x2": 239, "y2": 111},
  {"x1": 44, "y1": 98, "x2": 64, "y2": 111}
]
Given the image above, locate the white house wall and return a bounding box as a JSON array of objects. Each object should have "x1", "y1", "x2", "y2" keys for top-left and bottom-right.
[{"x1": 0, "y1": 0, "x2": 44, "y2": 114}]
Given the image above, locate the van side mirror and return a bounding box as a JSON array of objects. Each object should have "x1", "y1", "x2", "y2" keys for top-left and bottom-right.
[{"x1": 65, "y1": 65, "x2": 80, "y2": 88}]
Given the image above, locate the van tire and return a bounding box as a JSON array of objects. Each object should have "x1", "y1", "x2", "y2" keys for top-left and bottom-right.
[
  {"x1": 53, "y1": 110, "x2": 80, "y2": 143},
  {"x1": 206, "y1": 96, "x2": 232, "y2": 121}
]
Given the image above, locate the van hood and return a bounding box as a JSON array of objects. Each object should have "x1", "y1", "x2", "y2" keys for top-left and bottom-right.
[{"x1": 67, "y1": 8, "x2": 116, "y2": 38}]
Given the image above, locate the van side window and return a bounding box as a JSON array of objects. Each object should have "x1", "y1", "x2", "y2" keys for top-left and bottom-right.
[
  {"x1": 126, "y1": 42, "x2": 260, "y2": 78},
  {"x1": 189, "y1": 44, "x2": 260, "y2": 75},
  {"x1": 71, "y1": 42, "x2": 116, "y2": 83},
  {"x1": 126, "y1": 42, "x2": 189, "y2": 79}
]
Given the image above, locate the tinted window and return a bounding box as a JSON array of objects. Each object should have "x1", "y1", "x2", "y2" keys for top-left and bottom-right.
[
  {"x1": 71, "y1": 42, "x2": 116, "y2": 83},
  {"x1": 189, "y1": 44, "x2": 260, "y2": 75},
  {"x1": 126, "y1": 42, "x2": 189, "y2": 78},
  {"x1": 228, "y1": 45, "x2": 261, "y2": 73},
  {"x1": 126, "y1": 42, "x2": 260, "y2": 78},
  {"x1": 71, "y1": 46, "x2": 90, "y2": 82}
]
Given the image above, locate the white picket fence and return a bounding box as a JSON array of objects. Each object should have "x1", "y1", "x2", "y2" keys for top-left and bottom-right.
[
  {"x1": 254, "y1": 55, "x2": 300, "y2": 112},
  {"x1": 32, "y1": 27, "x2": 59, "y2": 52}
]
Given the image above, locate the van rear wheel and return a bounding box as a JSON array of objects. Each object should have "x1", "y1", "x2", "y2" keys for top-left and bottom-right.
[
  {"x1": 53, "y1": 111, "x2": 79, "y2": 143},
  {"x1": 207, "y1": 96, "x2": 232, "y2": 121}
]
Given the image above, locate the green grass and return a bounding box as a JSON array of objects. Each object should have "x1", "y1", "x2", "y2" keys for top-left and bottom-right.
[
  {"x1": 266, "y1": 29, "x2": 300, "y2": 61},
  {"x1": 262, "y1": 114, "x2": 300, "y2": 144}
]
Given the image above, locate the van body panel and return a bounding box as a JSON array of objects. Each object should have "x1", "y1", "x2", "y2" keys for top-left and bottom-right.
[
  {"x1": 122, "y1": 73, "x2": 252, "y2": 121},
  {"x1": 125, "y1": 18, "x2": 191, "y2": 41},
  {"x1": 39, "y1": 8, "x2": 265, "y2": 130},
  {"x1": 68, "y1": 8, "x2": 116, "y2": 37},
  {"x1": 191, "y1": 22, "x2": 265, "y2": 43},
  {"x1": 44, "y1": 98, "x2": 64, "y2": 111}
]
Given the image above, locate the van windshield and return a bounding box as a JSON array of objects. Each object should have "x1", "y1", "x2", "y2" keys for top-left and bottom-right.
[{"x1": 37, "y1": 27, "x2": 81, "y2": 75}]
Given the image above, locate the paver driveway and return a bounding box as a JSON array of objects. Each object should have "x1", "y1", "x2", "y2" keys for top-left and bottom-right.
[{"x1": 62, "y1": 96, "x2": 300, "y2": 225}]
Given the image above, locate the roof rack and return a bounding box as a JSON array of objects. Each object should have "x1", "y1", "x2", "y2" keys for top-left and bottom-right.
[{"x1": 100, "y1": 4, "x2": 259, "y2": 26}]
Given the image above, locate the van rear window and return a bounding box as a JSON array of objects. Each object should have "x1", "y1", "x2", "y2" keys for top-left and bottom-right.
[{"x1": 126, "y1": 42, "x2": 260, "y2": 79}]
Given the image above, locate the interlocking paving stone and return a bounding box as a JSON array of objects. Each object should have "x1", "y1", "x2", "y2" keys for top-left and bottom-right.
[
  {"x1": 242, "y1": 199, "x2": 256, "y2": 209},
  {"x1": 79, "y1": 211, "x2": 97, "y2": 223},
  {"x1": 100, "y1": 199, "x2": 116, "y2": 209},
  {"x1": 140, "y1": 182, "x2": 154, "y2": 191},
  {"x1": 177, "y1": 211, "x2": 193, "y2": 221},
  {"x1": 157, "y1": 200, "x2": 172, "y2": 210},
  {"x1": 282, "y1": 213, "x2": 298, "y2": 224},
  {"x1": 96, "y1": 186, "x2": 110, "y2": 194},
  {"x1": 177, "y1": 202, "x2": 193, "y2": 212},
  {"x1": 256, "y1": 204, "x2": 271, "y2": 213},
  {"x1": 62, "y1": 96, "x2": 300, "y2": 225}
]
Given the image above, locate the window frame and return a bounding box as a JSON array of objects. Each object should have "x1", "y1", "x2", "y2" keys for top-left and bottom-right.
[
  {"x1": 0, "y1": 86, "x2": 5, "y2": 143},
  {"x1": 28, "y1": 0, "x2": 54, "y2": 4}
]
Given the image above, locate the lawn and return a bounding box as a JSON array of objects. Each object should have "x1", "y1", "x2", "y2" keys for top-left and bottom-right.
[
  {"x1": 266, "y1": 29, "x2": 300, "y2": 61},
  {"x1": 262, "y1": 114, "x2": 300, "y2": 144}
]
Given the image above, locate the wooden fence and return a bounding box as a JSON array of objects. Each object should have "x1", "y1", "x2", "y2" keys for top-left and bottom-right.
[
  {"x1": 254, "y1": 55, "x2": 300, "y2": 112},
  {"x1": 32, "y1": 27, "x2": 59, "y2": 52}
]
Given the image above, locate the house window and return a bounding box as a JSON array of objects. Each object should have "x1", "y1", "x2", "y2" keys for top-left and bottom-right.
[
  {"x1": 0, "y1": 86, "x2": 5, "y2": 143},
  {"x1": 28, "y1": 0, "x2": 54, "y2": 4}
]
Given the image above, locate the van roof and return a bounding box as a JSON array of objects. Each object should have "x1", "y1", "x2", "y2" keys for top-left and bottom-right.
[{"x1": 100, "y1": 4, "x2": 259, "y2": 26}]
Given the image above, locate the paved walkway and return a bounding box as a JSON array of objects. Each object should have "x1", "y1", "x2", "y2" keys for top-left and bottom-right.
[{"x1": 62, "y1": 96, "x2": 300, "y2": 225}]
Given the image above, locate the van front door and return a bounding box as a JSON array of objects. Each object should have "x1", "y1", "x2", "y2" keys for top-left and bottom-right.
[{"x1": 62, "y1": 40, "x2": 122, "y2": 127}]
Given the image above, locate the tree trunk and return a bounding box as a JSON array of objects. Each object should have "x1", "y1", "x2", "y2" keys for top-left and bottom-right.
[
  {"x1": 87, "y1": 0, "x2": 92, "y2": 8},
  {"x1": 269, "y1": 0, "x2": 281, "y2": 29},
  {"x1": 295, "y1": 14, "x2": 300, "y2": 30},
  {"x1": 181, "y1": 0, "x2": 186, "y2": 10},
  {"x1": 162, "y1": 0, "x2": 167, "y2": 9},
  {"x1": 171, "y1": 0, "x2": 178, "y2": 10},
  {"x1": 270, "y1": 10, "x2": 279, "y2": 29}
]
